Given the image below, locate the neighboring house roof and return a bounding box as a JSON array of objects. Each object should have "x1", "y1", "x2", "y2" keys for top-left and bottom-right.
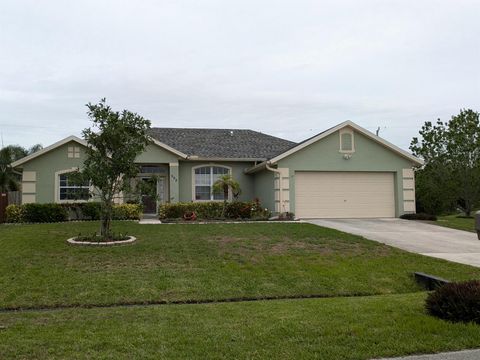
[
  {"x1": 11, "y1": 135, "x2": 87, "y2": 168},
  {"x1": 148, "y1": 128, "x2": 296, "y2": 160},
  {"x1": 246, "y1": 120, "x2": 423, "y2": 174}
]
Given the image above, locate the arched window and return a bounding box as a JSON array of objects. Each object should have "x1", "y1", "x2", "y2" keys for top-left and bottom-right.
[
  {"x1": 193, "y1": 165, "x2": 230, "y2": 201},
  {"x1": 340, "y1": 129, "x2": 355, "y2": 153}
]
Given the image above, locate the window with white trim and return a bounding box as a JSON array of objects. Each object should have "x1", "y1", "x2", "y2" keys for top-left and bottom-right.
[
  {"x1": 194, "y1": 166, "x2": 230, "y2": 200},
  {"x1": 67, "y1": 146, "x2": 81, "y2": 158},
  {"x1": 340, "y1": 130, "x2": 354, "y2": 153},
  {"x1": 59, "y1": 173, "x2": 90, "y2": 201}
]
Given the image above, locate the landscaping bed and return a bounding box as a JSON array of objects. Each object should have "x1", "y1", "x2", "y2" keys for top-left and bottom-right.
[
  {"x1": 67, "y1": 235, "x2": 136, "y2": 246},
  {"x1": 5, "y1": 202, "x2": 142, "y2": 223}
]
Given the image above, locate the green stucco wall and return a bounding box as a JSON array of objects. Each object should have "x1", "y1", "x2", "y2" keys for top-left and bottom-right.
[
  {"x1": 18, "y1": 140, "x2": 256, "y2": 205},
  {"x1": 22, "y1": 141, "x2": 87, "y2": 203},
  {"x1": 178, "y1": 161, "x2": 255, "y2": 202},
  {"x1": 252, "y1": 169, "x2": 275, "y2": 211},
  {"x1": 135, "y1": 144, "x2": 179, "y2": 164},
  {"x1": 276, "y1": 129, "x2": 416, "y2": 217}
]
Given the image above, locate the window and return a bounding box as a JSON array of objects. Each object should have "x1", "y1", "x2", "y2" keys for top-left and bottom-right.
[
  {"x1": 194, "y1": 166, "x2": 230, "y2": 201},
  {"x1": 59, "y1": 173, "x2": 90, "y2": 201},
  {"x1": 140, "y1": 165, "x2": 168, "y2": 174},
  {"x1": 340, "y1": 130, "x2": 354, "y2": 153},
  {"x1": 68, "y1": 146, "x2": 80, "y2": 158}
]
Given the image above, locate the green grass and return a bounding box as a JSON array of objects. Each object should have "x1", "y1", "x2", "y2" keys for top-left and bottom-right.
[
  {"x1": 1, "y1": 222, "x2": 480, "y2": 310},
  {"x1": 1, "y1": 293, "x2": 480, "y2": 359},
  {"x1": 2, "y1": 222, "x2": 480, "y2": 359},
  {"x1": 437, "y1": 214, "x2": 476, "y2": 233}
]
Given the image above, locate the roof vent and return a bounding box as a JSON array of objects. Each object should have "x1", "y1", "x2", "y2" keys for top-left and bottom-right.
[{"x1": 229, "y1": 131, "x2": 234, "y2": 137}]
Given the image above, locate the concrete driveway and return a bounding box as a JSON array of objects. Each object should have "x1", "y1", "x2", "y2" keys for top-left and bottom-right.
[{"x1": 308, "y1": 218, "x2": 480, "y2": 267}]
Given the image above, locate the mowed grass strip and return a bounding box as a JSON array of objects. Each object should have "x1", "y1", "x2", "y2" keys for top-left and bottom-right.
[
  {"x1": 1, "y1": 293, "x2": 480, "y2": 360},
  {"x1": 1, "y1": 222, "x2": 480, "y2": 309},
  {"x1": 437, "y1": 214, "x2": 476, "y2": 233}
]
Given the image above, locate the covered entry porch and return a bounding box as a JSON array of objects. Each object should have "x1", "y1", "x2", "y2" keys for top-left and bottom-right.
[{"x1": 135, "y1": 163, "x2": 178, "y2": 215}]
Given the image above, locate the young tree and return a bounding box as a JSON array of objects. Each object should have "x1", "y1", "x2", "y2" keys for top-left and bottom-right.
[
  {"x1": 82, "y1": 99, "x2": 151, "y2": 238},
  {"x1": 212, "y1": 174, "x2": 241, "y2": 217},
  {"x1": 411, "y1": 109, "x2": 480, "y2": 216}
]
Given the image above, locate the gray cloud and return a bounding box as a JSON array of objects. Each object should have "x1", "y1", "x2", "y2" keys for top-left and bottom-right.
[{"x1": 1, "y1": 0, "x2": 479, "y2": 150}]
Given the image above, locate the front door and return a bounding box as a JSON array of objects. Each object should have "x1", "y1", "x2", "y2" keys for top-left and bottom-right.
[
  {"x1": 141, "y1": 177, "x2": 157, "y2": 214},
  {"x1": 141, "y1": 176, "x2": 167, "y2": 214}
]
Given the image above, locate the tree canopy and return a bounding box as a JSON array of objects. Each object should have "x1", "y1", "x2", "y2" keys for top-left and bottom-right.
[
  {"x1": 410, "y1": 109, "x2": 480, "y2": 216},
  {"x1": 81, "y1": 99, "x2": 151, "y2": 237}
]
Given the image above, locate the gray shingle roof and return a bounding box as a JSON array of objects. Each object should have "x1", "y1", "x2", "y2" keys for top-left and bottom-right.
[{"x1": 148, "y1": 128, "x2": 296, "y2": 160}]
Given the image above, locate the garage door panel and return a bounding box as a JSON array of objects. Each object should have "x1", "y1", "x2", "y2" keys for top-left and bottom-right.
[{"x1": 295, "y1": 172, "x2": 395, "y2": 218}]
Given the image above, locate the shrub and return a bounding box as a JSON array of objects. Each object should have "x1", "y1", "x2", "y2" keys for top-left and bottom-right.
[
  {"x1": 158, "y1": 200, "x2": 271, "y2": 220},
  {"x1": 426, "y1": 280, "x2": 480, "y2": 324},
  {"x1": 112, "y1": 203, "x2": 142, "y2": 220},
  {"x1": 158, "y1": 202, "x2": 223, "y2": 220},
  {"x1": 22, "y1": 203, "x2": 68, "y2": 223},
  {"x1": 82, "y1": 202, "x2": 102, "y2": 220},
  {"x1": 75, "y1": 232, "x2": 129, "y2": 242},
  {"x1": 5, "y1": 204, "x2": 24, "y2": 223},
  {"x1": 249, "y1": 198, "x2": 272, "y2": 220},
  {"x1": 4, "y1": 202, "x2": 141, "y2": 223},
  {"x1": 60, "y1": 203, "x2": 83, "y2": 220},
  {"x1": 225, "y1": 201, "x2": 252, "y2": 219},
  {"x1": 278, "y1": 212, "x2": 295, "y2": 221},
  {"x1": 400, "y1": 213, "x2": 437, "y2": 221}
]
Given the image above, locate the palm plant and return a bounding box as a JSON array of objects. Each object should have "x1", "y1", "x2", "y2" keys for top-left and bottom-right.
[
  {"x1": 212, "y1": 174, "x2": 241, "y2": 218},
  {"x1": 0, "y1": 147, "x2": 20, "y2": 192},
  {"x1": 0, "y1": 144, "x2": 43, "y2": 193}
]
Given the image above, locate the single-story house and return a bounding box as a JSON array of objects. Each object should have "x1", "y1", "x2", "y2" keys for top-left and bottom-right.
[{"x1": 11, "y1": 120, "x2": 423, "y2": 218}]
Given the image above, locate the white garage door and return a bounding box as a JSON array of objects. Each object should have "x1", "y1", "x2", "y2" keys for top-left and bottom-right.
[{"x1": 295, "y1": 172, "x2": 395, "y2": 218}]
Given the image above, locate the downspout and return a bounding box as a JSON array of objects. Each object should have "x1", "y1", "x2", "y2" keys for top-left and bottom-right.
[{"x1": 265, "y1": 162, "x2": 283, "y2": 214}]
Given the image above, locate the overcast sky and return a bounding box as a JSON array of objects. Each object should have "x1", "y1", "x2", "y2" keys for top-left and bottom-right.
[{"x1": 1, "y1": 0, "x2": 479, "y2": 151}]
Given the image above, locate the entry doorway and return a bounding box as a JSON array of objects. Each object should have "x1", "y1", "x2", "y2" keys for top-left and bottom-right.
[{"x1": 141, "y1": 176, "x2": 167, "y2": 215}]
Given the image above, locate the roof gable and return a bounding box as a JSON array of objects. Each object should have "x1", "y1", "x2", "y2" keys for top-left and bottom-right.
[
  {"x1": 11, "y1": 136, "x2": 87, "y2": 168},
  {"x1": 268, "y1": 121, "x2": 423, "y2": 166}
]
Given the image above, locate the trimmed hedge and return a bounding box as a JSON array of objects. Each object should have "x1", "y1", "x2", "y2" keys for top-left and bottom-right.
[
  {"x1": 22, "y1": 203, "x2": 68, "y2": 223},
  {"x1": 158, "y1": 200, "x2": 271, "y2": 220},
  {"x1": 112, "y1": 204, "x2": 143, "y2": 220},
  {"x1": 79, "y1": 202, "x2": 102, "y2": 220},
  {"x1": 4, "y1": 202, "x2": 142, "y2": 223},
  {"x1": 426, "y1": 280, "x2": 480, "y2": 324},
  {"x1": 400, "y1": 213, "x2": 437, "y2": 221}
]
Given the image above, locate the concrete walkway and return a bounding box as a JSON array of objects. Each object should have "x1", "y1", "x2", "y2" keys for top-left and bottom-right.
[
  {"x1": 374, "y1": 349, "x2": 480, "y2": 360},
  {"x1": 138, "y1": 218, "x2": 162, "y2": 224},
  {"x1": 308, "y1": 218, "x2": 480, "y2": 267}
]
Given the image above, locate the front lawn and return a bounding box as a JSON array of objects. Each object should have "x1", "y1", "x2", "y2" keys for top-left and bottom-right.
[
  {"x1": 1, "y1": 222, "x2": 480, "y2": 310},
  {"x1": 437, "y1": 214, "x2": 476, "y2": 233},
  {"x1": 1, "y1": 293, "x2": 480, "y2": 359}
]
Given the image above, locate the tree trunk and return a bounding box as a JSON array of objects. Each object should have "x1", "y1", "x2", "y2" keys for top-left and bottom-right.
[
  {"x1": 465, "y1": 199, "x2": 472, "y2": 217},
  {"x1": 100, "y1": 196, "x2": 113, "y2": 239},
  {"x1": 222, "y1": 185, "x2": 229, "y2": 218}
]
